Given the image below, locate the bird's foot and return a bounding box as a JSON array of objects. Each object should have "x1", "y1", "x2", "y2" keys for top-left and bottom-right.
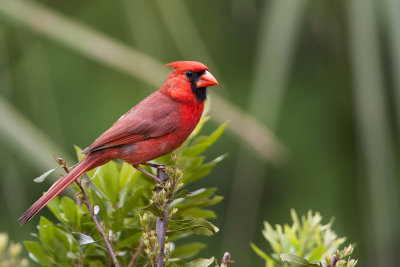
[
  {"x1": 141, "y1": 162, "x2": 166, "y2": 170},
  {"x1": 133, "y1": 165, "x2": 162, "y2": 184}
]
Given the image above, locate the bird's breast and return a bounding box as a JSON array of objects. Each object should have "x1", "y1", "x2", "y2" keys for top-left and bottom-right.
[{"x1": 119, "y1": 102, "x2": 204, "y2": 165}]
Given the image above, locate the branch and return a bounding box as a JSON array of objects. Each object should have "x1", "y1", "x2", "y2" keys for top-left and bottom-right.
[
  {"x1": 222, "y1": 252, "x2": 234, "y2": 267},
  {"x1": 155, "y1": 168, "x2": 168, "y2": 267},
  {"x1": 330, "y1": 255, "x2": 338, "y2": 267},
  {"x1": 127, "y1": 240, "x2": 144, "y2": 267},
  {"x1": 55, "y1": 157, "x2": 120, "y2": 267},
  {"x1": 215, "y1": 252, "x2": 234, "y2": 267}
]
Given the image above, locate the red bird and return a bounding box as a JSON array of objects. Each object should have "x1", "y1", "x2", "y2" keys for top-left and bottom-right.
[{"x1": 19, "y1": 61, "x2": 218, "y2": 224}]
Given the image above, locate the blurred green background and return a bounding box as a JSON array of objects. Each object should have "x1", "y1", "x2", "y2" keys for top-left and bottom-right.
[{"x1": 0, "y1": 0, "x2": 399, "y2": 266}]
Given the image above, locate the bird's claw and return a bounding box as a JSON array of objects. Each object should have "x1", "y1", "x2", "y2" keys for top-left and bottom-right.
[{"x1": 141, "y1": 162, "x2": 166, "y2": 170}]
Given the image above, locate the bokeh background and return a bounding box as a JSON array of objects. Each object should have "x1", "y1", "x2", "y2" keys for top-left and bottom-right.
[{"x1": 0, "y1": 0, "x2": 399, "y2": 266}]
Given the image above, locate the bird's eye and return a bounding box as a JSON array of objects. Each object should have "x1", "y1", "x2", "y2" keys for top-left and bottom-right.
[{"x1": 185, "y1": 70, "x2": 193, "y2": 77}]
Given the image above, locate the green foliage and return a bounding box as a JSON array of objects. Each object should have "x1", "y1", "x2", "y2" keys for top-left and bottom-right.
[
  {"x1": 23, "y1": 118, "x2": 228, "y2": 267},
  {"x1": 251, "y1": 210, "x2": 357, "y2": 267},
  {"x1": 0, "y1": 233, "x2": 28, "y2": 267},
  {"x1": 321, "y1": 245, "x2": 357, "y2": 267}
]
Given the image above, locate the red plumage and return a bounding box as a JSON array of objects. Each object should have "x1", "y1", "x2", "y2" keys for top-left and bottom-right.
[{"x1": 19, "y1": 61, "x2": 218, "y2": 224}]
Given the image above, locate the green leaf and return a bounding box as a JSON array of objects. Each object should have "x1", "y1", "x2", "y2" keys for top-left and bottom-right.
[
  {"x1": 173, "y1": 188, "x2": 222, "y2": 209},
  {"x1": 47, "y1": 197, "x2": 68, "y2": 224},
  {"x1": 175, "y1": 188, "x2": 214, "y2": 204},
  {"x1": 284, "y1": 224, "x2": 300, "y2": 249},
  {"x1": 308, "y1": 245, "x2": 326, "y2": 263},
  {"x1": 38, "y1": 217, "x2": 55, "y2": 250},
  {"x1": 186, "y1": 116, "x2": 210, "y2": 142},
  {"x1": 180, "y1": 208, "x2": 216, "y2": 219},
  {"x1": 110, "y1": 207, "x2": 123, "y2": 233},
  {"x1": 33, "y1": 168, "x2": 56, "y2": 183},
  {"x1": 36, "y1": 217, "x2": 72, "y2": 264},
  {"x1": 91, "y1": 160, "x2": 119, "y2": 204},
  {"x1": 123, "y1": 186, "x2": 144, "y2": 215},
  {"x1": 179, "y1": 156, "x2": 204, "y2": 173},
  {"x1": 118, "y1": 232, "x2": 141, "y2": 249},
  {"x1": 120, "y1": 170, "x2": 141, "y2": 205},
  {"x1": 119, "y1": 162, "x2": 135, "y2": 189},
  {"x1": 172, "y1": 189, "x2": 191, "y2": 200},
  {"x1": 24, "y1": 241, "x2": 52, "y2": 265},
  {"x1": 72, "y1": 232, "x2": 95, "y2": 245},
  {"x1": 280, "y1": 254, "x2": 320, "y2": 267},
  {"x1": 60, "y1": 197, "x2": 79, "y2": 227},
  {"x1": 183, "y1": 154, "x2": 227, "y2": 184},
  {"x1": 82, "y1": 221, "x2": 103, "y2": 243},
  {"x1": 169, "y1": 218, "x2": 219, "y2": 236},
  {"x1": 74, "y1": 145, "x2": 85, "y2": 161},
  {"x1": 168, "y1": 262, "x2": 183, "y2": 267},
  {"x1": 172, "y1": 242, "x2": 206, "y2": 259},
  {"x1": 183, "y1": 257, "x2": 215, "y2": 267},
  {"x1": 53, "y1": 228, "x2": 73, "y2": 263},
  {"x1": 67, "y1": 252, "x2": 79, "y2": 259},
  {"x1": 250, "y1": 242, "x2": 273, "y2": 261},
  {"x1": 182, "y1": 121, "x2": 229, "y2": 157},
  {"x1": 142, "y1": 202, "x2": 162, "y2": 217}
]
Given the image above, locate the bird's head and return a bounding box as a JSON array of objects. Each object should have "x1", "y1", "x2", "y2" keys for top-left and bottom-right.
[{"x1": 161, "y1": 61, "x2": 218, "y2": 102}]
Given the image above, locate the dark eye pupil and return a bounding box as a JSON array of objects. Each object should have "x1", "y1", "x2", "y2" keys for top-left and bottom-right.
[{"x1": 185, "y1": 71, "x2": 193, "y2": 77}]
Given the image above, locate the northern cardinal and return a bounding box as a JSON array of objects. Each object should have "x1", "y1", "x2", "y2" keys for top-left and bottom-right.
[{"x1": 19, "y1": 61, "x2": 218, "y2": 224}]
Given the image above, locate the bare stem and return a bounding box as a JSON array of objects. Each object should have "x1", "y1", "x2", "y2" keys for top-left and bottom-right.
[
  {"x1": 156, "y1": 168, "x2": 168, "y2": 267},
  {"x1": 55, "y1": 157, "x2": 120, "y2": 267},
  {"x1": 330, "y1": 255, "x2": 338, "y2": 267},
  {"x1": 75, "y1": 180, "x2": 120, "y2": 267},
  {"x1": 127, "y1": 240, "x2": 144, "y2": 267},
  {"x1": 221, "y1": 252, "x2": 234, "y2": 267}
]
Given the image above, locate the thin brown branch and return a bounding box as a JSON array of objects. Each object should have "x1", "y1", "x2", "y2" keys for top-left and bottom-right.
[
  {"x1": 128, "y1": 240, "x2": 144, "y2": 267},
  {"x1": 75, "y1": 180, "x2": 120, "y2": 267},
  {"x1": 55, "y1": 157, "x2": 120, "y2": 267}
]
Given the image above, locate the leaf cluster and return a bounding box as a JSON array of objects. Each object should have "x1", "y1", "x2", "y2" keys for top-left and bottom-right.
[
  {"x1": 251, "y1": 210, "x2": 357, "y2": 267},
  {"x1": 23, "y1": 117, "x2": 228, "y2": 266}
]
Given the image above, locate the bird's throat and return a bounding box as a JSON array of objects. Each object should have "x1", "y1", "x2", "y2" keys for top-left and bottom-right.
[
  {"x1": 186, "y1": 70, "x2": 207, "y2": 102},
  {"x1": 191, "y1": 86, "x2": 207, "y2": 102}
]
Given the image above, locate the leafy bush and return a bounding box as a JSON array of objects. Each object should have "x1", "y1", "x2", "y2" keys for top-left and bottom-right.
[
  {"x1": 23, "y1": 116, "x2": 228, "y2": 267},
  {"x1": 251, "y1": 210, "x2": 357, "y2": 267}
]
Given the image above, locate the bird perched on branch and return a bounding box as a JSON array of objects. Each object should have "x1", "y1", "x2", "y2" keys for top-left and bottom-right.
[{"x1": 19, "y1": 61, "x2": 218, "y2": 224}]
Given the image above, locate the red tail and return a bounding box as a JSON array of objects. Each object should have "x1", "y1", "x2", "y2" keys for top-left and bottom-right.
[{"x1": 19, "y1": 155, "x2": 99, "y2": 224}]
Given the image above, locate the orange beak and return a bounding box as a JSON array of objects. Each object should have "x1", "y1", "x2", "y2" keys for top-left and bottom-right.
[{"x1": 196, "y1": 70, "x2": 218, "y2": 88}]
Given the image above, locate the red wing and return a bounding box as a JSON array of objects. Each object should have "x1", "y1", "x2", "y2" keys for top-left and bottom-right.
[{"x1": 84, "y1": 92, "x2": 179, "y2": 153}]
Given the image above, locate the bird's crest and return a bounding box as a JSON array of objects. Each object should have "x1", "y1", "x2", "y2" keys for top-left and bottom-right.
[{"x1": 166, "y1": 61, "x2": 208, "y2": 73}]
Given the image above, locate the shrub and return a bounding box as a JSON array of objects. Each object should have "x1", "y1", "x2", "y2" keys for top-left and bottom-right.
[
  {"x1": 24, "y1": 117, "x2": 228, "y2": 267},
  {"x1": 251, "y1": 210, "x2": 357, "y2": 267}
]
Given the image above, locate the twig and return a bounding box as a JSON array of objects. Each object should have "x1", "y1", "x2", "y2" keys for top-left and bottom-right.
[
  {"x1": 330, "y1": 255, "x2": 338, "y2": 267},
  {"x1": 128, "y1": 240, "x2": 144, "y2": 267},
  {"x1": 55, "y1": 157, "x2": 120, "y2": 267},
  {"x1": 215, "y1": 252, "x2": 234, "y2": 267},
  {"x1": 221, "y1": 252, "x2": 234, "y2": 267},
  {"x1": 75, "y1": 180, "x2": 120, "y2": 267},
  {"x1": 155, "y1": 167, "x2": 168, "y2": 267}
]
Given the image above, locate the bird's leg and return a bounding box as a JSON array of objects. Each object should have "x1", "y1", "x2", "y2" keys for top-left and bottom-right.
[
  {"x1": 133, "y1": 165, "x2": 162, "y2": 184},
  {"x1": 141, "y1": 162, "x2": 166, "y2": 169}
]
